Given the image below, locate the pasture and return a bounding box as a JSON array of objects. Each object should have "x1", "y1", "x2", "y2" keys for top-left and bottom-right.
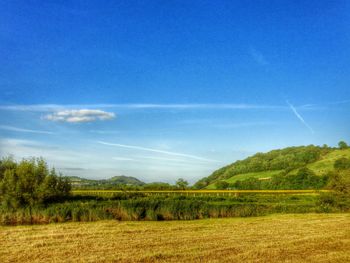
[{"x1": 1, "y1": 214, "x2": 349, "y2": 262}]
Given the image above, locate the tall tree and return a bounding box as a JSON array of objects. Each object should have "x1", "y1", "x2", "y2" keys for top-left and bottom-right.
[
  {"x1": 175, "y1": 178, "x2": 188, "y2": 190},
  {"x1": 338, "y1": 141, "x2": 349, "y2": 149}
]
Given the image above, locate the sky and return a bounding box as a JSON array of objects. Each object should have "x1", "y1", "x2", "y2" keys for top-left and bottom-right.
[{"x1": 0, "y1": 1, "x2": 349, "y2": 183}]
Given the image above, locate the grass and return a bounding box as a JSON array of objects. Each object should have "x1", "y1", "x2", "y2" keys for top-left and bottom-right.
[
  {"x1": 206, "y1": 170, "x2": 282, "y2": 189},
  {"x1": 224, "y1": 170, "x2": 282, "y2": 183},
  {"x1": 207, "y1": 149, "x2": 350, "y2": 189},
  {"x1": 1, "y1": 214, "x2": 349, "y2": 262},
  {"x1": 306, "y1": 148, "x2": 350, "y2": 175}
]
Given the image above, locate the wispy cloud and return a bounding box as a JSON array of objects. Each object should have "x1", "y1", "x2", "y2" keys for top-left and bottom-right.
[
  {"x1": 178, "y1": 119, "x2": 279, "y2": 128},
  {"x1": 0, "y1": 103, "x2": 286, "y2": 112},
  {"x1": 43, "y1": 109, "x2": 115, "y2": 123},
  {"x1": 286, "y1": 101, "x2": 314, "y2": 133},
  {"x1": 89, "y1": 130, "x2": 121, "y2": 135},
  {"x1": 326, "y1": 100, "x2": 350, "y2": 106},
  {"x1": 0, "y1": 125, "x2": 55, "y2": 135},
  {"x1": 97, "y1": 141, "x2": 219, "y2": 163},
  {"x1": 59, "y1": 167, "x2": 86, "y2": 171},
  {"x1": 113, "y1": 157, "x2": 135, "y2": 161},
  {"x1": 1, "y1": 100, "x2": 346, "y2": 112},
  {"x1": 249, "y1": 47, "x2": 268, "y2": 66},
  {"x1": 135, "y1": 155, "x2": 211, "y2": 164}
]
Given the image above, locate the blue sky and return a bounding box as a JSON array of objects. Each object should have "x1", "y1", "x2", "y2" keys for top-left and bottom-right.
[{"x1": 0, "y1": 1, "x2": 349, "y2": 183}]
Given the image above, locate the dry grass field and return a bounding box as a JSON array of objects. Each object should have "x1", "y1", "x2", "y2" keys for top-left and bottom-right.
[{"x1": 1, "y1": 214, "x2": 349, "y2": 263}]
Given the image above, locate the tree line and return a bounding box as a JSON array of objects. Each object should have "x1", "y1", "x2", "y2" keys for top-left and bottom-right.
[{"x1": 0, "y1": 157, "x2": 71, "y2": 223}]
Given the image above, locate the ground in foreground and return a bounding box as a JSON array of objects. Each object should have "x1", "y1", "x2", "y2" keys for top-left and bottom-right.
[{"x1": 1, "y1": 214, "x2": 349, "y2": 263}]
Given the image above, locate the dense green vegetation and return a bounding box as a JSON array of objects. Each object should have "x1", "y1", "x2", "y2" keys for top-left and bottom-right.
[
  {"x1": 0, "y1": 157, "x2": 71, "y2": 224},
  {"x1": 67, "y1": 177, "x2": 188, "y2": 191},
  {"x1": 195, "y1": 142, "x2": 350, "y2": 190},
  {"x1": 1, "y1": 141, "x2": 349, "y2": 225},
  {"x1": 0, "y1": 193, "x2": 322, "y2": 225},
  {"x1": 0, "y1": 157, "x2": 71, "y2": 206},
  {"x1": 226, "y1": 168, "x2": 329, "y2": 190}
]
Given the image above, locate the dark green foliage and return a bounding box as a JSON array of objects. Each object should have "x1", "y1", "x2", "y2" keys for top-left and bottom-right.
[
  {"x1": 317, "y1": 169, "x2": 350, "y2": 212},
  {"x1": 175, "y1": 178, "x2": 189, "y2": 190},
  {"x1": 195, "y1": 145, "x2": 328, "y2": 188},
  {"x1": 0, "y1": 194, "x2": 321, "y2": 225},
  {"x1": 230, "y1": 168, "x2": 329, "y2": 190},
  {"x1": 334, "y1": 158, "x2": 350, "y2": 170},
  {"x1": 216, "y1": 180, "x2": 229, "y2": 190},
  {"x1": 67, "y1": 175, "x2": 145, "y2": 189},
  {"x1": 327, "y1": 170, "x2": 350, "y2": 195},
  {"x1": 109, "y1": 175, "x2": 145, "y2": 185},
  {"x1": 338, "y1": 141, "x2": 349, "y2": 150},
  {"x1": 193, "y1": 177, "x2": 210, "y2": 189},
  {"x1": 0, "y1": 157, "x2": 71, "y2": 211}
]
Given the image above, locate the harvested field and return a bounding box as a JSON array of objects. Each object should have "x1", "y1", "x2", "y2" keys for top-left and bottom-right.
[{"x1": 1, "y1": 214, "x2": 349, "y2": 262}]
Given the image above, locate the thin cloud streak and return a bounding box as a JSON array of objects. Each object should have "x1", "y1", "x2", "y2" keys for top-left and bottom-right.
[
  {"x1": 135, "y1": 155, "x2": 211, "y2": 164},
  {"x1": 0, "y1": 125, "x2": 55, "y2": 135},
  {"x1": 0, "y1": 103, "x2": 287, "y2": 112},
  {"x1": 286, "y1": 101, "x2": 314, "y2": 134},
  {"x1": 97, "y1": 141, "x2": 219, "y2": 163},
  {"x1": 113, "y1": 157, "x2": 135, "y2": 161}
]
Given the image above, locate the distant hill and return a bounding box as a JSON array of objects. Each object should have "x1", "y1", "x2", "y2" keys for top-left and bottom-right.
[
  {"x1": 195, "y1": 145, "x2": 350, "y2": 189},
  {"x1": 66, "y1": 175, "x2": 145, "y2": 188},
  {"x1": 109, "y1": 175, "x2": 145, "y2": 185}
]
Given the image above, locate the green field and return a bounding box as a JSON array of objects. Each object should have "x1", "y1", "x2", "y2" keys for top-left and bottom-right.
[
  {"x1": 306, "y1": 148, "x2": 350, "y2": 175},
  {"x1": 206, "y1": 170, "x2": 282, "y2": 189},
  {"x1": 1, "y1": 214, "x2": 349, "y2": 262}
]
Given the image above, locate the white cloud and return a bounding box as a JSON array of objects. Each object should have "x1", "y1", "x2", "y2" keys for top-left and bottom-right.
[{"x1": 43, "y1": 109, "x2": 115, "y2": 123}]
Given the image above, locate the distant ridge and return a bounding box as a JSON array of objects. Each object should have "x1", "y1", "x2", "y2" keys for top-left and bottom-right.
[{"x1": 65, "y1": 175, "x2": 145, "y2": 188}]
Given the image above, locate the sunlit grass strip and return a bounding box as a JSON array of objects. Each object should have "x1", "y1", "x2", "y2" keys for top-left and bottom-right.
[{"x1": 72, "y1": 189, "x2": 331, "y2": 196}]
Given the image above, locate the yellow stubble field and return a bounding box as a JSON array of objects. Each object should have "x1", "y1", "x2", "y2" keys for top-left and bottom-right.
[{"x1": 1, "y1": 213, "x2": 349, "y2": 263}]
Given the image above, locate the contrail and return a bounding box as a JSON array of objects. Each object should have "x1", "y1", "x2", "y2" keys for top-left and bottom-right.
[
  {"x1": 97, "y1": 141, "x2": 219, "y2": 163},
  {"x1": 286, "y1": 101, "x2": 314, "y2": 133},
  {"x1": 0, "y1": 125, "x2": 55, "y2": 135}
]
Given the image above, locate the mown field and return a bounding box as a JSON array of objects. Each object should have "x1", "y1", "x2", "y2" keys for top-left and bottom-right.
[{"x1": 1, "y1": 213, "x2": 349, "y2": 263}]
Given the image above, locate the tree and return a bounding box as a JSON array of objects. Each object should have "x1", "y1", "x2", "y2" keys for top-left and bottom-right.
[
  {"x1": 175, "y1": 178, "x2": 188, "y2": 190},
  {"x1": 334, "y1": 158, "x2": 350, "y2": 170},
  {"x1": 193, "y1": 177, "x2": 210, "y2": 189},
  {"x1": 327, "y1": 170, "x2": 350, "y2": 195},
  {"x1": 338, "y1": 141, "x2": 348, "y2": 150},
  {"x1": 216, "y1": 180, "x2": 229, "y2": 190},
  {"x1": 0, "y1": 157, "x2": 71, "y2": 223}
]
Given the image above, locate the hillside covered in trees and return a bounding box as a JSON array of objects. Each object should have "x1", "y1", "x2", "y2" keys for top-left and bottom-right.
[
  {"x1": 194, "y1": 141, "x2": 350, "y2": 190},
  {"x1": 67, "y1": 175, "x2": 145, "y2": 189}
]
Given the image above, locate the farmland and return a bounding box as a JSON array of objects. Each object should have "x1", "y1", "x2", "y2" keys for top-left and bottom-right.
[
  {"x1": 72, "y1": 189, "x2": 329, "y2": 197},
  {"x1": 1, "y1": 213, "x2": 349, "y2": 262}
]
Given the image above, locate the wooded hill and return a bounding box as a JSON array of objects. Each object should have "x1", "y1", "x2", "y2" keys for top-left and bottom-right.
[
  {"x1": 66, "y1": 175, "x2": 145, "y2": 189},
  {"x1": 194, "y1": 142, "x2": 350, "y2": 190}
]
